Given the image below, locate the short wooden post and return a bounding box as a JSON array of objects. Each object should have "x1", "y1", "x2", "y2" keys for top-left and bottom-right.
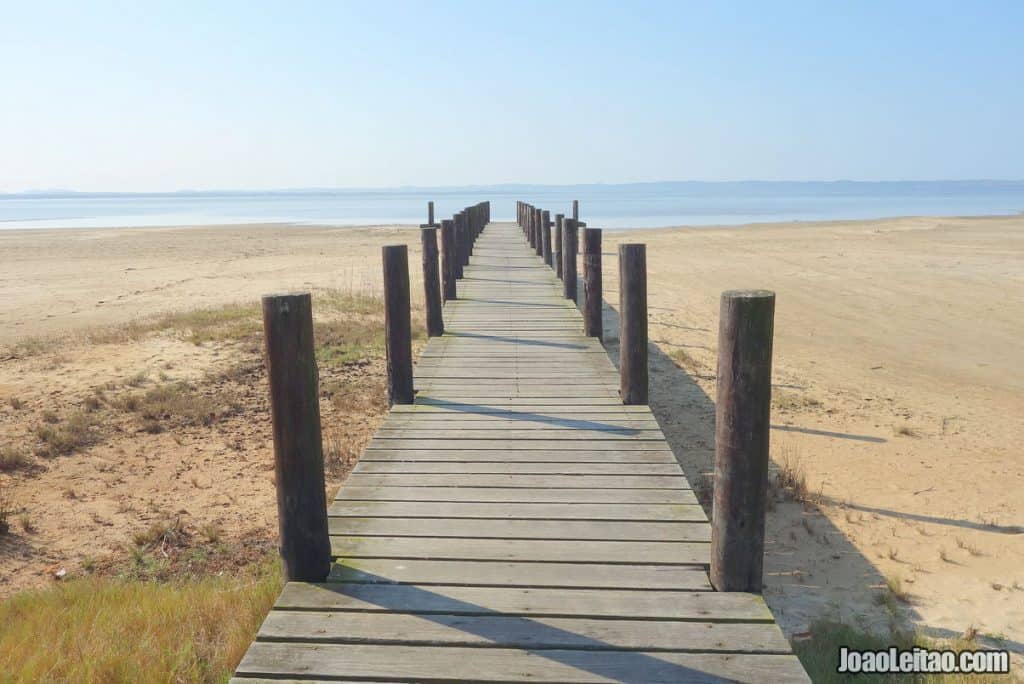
[
  {"x1": 710, "y1": 290, "x2": 775, "y2": 593},
  {"x1": 528, "y1": 207, "x2": 536, "y2": 249},
  {"x1": 427, "y1": 201, "x2": 435, "y2": 225},
  {"x1": 582, "y1": 228, "x2": 602, "y2": 339},
  {"x1": 618, "y1": 244, "x2": 647, "y2": 404},
  {"x1": 420, "y1": 225, "x2": 443, "y2": 337},
  {"x1": 262, "y1": 292, "x2": 331, "y2": 582},
  {"x1": 554, "y1": 214, "x2": 564, "y2": 278},
  {"x1": 382, "y1": 245, "x2": 414, "y2": 404},
  {"x1": 562, "y1": 218, "x2": 578, "y2": 301},
  {"x1": 440, "y1": 219, "x2": 456, "y2": 301},
  {"x1": 572, "y1": 199, "x2": 579, "y2": 220}
]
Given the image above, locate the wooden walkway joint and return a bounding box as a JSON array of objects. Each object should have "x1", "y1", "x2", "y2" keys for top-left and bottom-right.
[{"x1": 233, "y1": 209, "x2": 808, "y2": 683}]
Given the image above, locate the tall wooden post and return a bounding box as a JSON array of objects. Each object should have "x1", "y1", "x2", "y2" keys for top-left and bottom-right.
[
  {"x1": 541, "y1": 210, "x2": 552, "y2": 266},
  {"x1": 618, "y1": 244, "x2": 647, "y2": 404},
  {"x1": 534, "y1": 208, "x2": 543, "y2": 257},
  {"x1": 262, "y1": 292, "x2": 331, "y2": 582},
  {"x1": 710, "y1": 290, "x2": 776, "y2": 593},
  {"x1": 554, "y1": 214, "x2": 564, "y2": 278},
  {"x1": 421, "y1": 226, "x2": 443, "y2": 337},
  {"x1": 454, "y1": 212, "x2": 466, "y2": 279},
  {"x1": 562, "y1": 218, "x2": 578, "y2": 301},
  {"x1": 440, "y1": 219, "x2": 456, "y2": 302},
  {"x1": 528, "y1": 207, "x2": 536, "y2": 249},
  {"x1": 382, "y1": 245, "x2": 414, "y2": 405},
  {"x1": 582, "y1": 228, "x2": 602, "y2": 339},
  {"x1": 572, "y1": 199, "x2": 579, "y2": 220},
  {"x1": 427, "y1": 201, "x2": 434, "y2": 226}
]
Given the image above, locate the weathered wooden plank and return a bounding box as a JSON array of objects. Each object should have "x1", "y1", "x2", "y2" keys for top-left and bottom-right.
[
  {"x1": 360, "y1": 449, "x2": 679, "y2": 463},
  {"x1": 327, "y1": 558, "x2": 712, "y2": 589},
  {"x1": 328, "y1": 501, "x2": 708, "y2": 521},
  {"x1": 367, "y1": 439, "x2": 673, "y2": 451},
  {"x1": 354, "y1": 462, "x2": 682, "y2": 475},
  {"x1": 328, "y1": 518, "x2": 710, "y2": 541},
  {"x1": 343, "y1": 474, "x2": 686, "y2": 489},
  {"x1": 235, "y1": 644, "x2": 809, "y2": 683},
  {"x1": 274, "y1": 583, "x2": 769, "y2": 621},
  {"x1": 336, "y1": 487, "x2": 698, "y2": 504},
  {"x1": 330, "y1": 536, "x2": 708, "y2": 564},
  {"x1": 258, "y1": 611, "x2": 792, "y2": 652},
  {"x1": 372, "y1": 429, "x2": 665, "y2": 441}
]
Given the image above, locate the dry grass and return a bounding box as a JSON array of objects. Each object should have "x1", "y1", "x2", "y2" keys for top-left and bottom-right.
[
  {"x1": 769, "y1": 444, "x2": 812, "y2": 503},
  {"x1": 0, "y1": 483, "x2": 12, "y2": 535},
  {"x1": 893, "y1": 423, "x2": 920, "y2": 437},
  {"x1": 8, "y1": 396, "x2": 24, "y2": 410},
  {"x1": 0, "y1": 446, "x2": 32, "y2": 473},
  {"x1": 34, "y1": 411, "x2": 99, "y2": 457},
  {"x1": 772, "y1": 390, "x2": 823, "y2": 413},
  {"x1": 0, "y1": 558, "x2": 280, "y2": 682},
  {"x1": 794, "y1": 618, "x2": 1007, "y2": 683},
  {"x1": 115, "y1": 382, "x2": 235, "y2": 430},
  {"x1": 668, "y1": 347, "x2": 700, "y2": 371}
]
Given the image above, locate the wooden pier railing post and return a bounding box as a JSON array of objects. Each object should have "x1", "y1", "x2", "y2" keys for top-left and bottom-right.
[
  {"x1": 582, "y1": 227, "x2": 602, "y2": 339},
  {"x1": 532, "y1": 208, "x2": 540, "y2": 253},
  {"x1": 382, "y1": 245, "x2": 414, "y2": 405},
  {"x1": 541, "y1": 210, "x2": 552, "y2": 266},
  {"x1": 710, "y1": 290, "x2": 775, "y2": 593},
  {"x1": 562, "y1": 218, "x2": 578, "y2": 301},
  {"x1": 572, "y1": 199, "x2": 579, "y2": 221},
  {"x1": 534, "y1": 208, "x2": 544, "y2": 257},
  {"x1": 618, "y1": 244, "x2": 647, "y2": 404},
  {"x1": 427, "y1": 201, "x2": 434, "y2": 226},
  {"x1": 261, "y1": 292, "x2": 331, "y2": 582},
  {"x1": 440, "y1": 219, "x2": 456, "y2": 301},
  {"x1": 454, "y1": 212, "x2": 466, "y2": 279},
  {"x1": 554, "y1": 214, "x2": 564, "y2": 278},
  {"x1": 421, "y1": 225, "x2": 443, "y2": 336}
]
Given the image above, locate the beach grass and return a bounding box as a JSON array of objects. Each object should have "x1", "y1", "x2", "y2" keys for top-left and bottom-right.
[{"x1": 0, "y1": 557, "x2": 280, "y2": 683}]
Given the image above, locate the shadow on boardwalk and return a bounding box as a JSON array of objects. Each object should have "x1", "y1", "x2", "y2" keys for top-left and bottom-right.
[{"x1": 580, "y1": 282, "x2": 915, "y2": 638}]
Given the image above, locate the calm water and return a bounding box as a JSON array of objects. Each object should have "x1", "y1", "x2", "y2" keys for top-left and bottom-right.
[{"x1": 2, "y1": 182, "x2": 1022, "y2": 230}]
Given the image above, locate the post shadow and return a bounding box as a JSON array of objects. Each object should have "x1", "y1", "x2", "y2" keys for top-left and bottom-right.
[{"x1": 583, "y1": 280, "x2": 923, "y2": 636}]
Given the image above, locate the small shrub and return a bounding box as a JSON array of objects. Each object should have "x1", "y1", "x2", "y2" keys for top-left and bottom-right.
[
  {"x1": 35, "y1": 412, "x2": 98, "y2": 457},
  {"x1": 40, "y1": 410, "x2": 60, "y2": 424},
  {"x1": 8, "y1": 396, "x2": 24, "y2": 410},
  {"x1": 0, "y1": 446, "x2": 32, "y2": 472},
  {"x1": 19, "y1": 513, "x2": 35, "y2": 534}
]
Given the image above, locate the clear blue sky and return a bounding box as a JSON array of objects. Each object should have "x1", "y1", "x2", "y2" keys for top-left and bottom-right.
[{"x1": 2, "y1": 1, "x2": 1022, "y2": 191}]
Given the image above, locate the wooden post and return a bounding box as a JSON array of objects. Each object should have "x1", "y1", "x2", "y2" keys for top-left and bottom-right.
[
  {"x1": 427, "y1": 201, "x2": 435, "y2": 225},
  {"x1": 710, "y1": 290, "x2": 776, "y2": 593},
  {"x1": 534, "y1": 208, "x2": 543, "y2": 257},
  {"x1": 582, "y1": 228, "x2": 602, "y2": 339},
  {"x1": 528, "y1": 207, "x2": 536, "y2": 249},
  {"x1": 618, "y1": 244, "x2": 647, "y2": 404},
  {"x1": 562, "y1": 218, "x2": 578, "y2": 301},
  {"x1": 440, "y1": 219, "x2": 456, "y2": 302},
  {"x1": 454, "y1": 212, "x2": 466, "y2": 279},
  {"x1": 572, "y1": 199, "x2": 579, "y2": 220},
  {"x1": 541, "y1": 210, "x2": 552, "y2": 266},
  {"x1": 382, "y1": 245, "x2": 414, "y2": 405},
  {"x1": 261, "y1": 292, "x2": 331, "y2": 582},
  {"x1": 554, "y1": 214, "x2": 564, "y2": 278},
  {"x1": 420, "y1": 225, "x2": 443, "y2": 337}
]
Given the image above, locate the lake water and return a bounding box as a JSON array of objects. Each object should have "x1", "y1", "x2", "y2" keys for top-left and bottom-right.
[{"x1": 2, "y1": 181, "x2": 1022, "y2": 230}]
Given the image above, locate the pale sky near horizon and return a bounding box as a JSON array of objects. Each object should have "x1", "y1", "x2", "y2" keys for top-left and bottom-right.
[{"x1": 2, "y1": 1, "x2": 1022, "y2": 192}]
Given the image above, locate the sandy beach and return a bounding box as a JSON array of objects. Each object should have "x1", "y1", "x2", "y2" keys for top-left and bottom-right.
[{"x1": 1, "y1": 215, "x2": 1021, "y2": 659}]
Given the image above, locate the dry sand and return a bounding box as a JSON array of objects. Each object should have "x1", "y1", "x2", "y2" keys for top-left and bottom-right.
[{"x1": 0, "y1": 216, "x2": 1021, "y2": 658}]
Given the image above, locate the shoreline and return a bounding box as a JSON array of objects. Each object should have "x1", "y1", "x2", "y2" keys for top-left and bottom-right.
[{"x1": 0, "y1": 209, "x2": 1021, "y2": 237}]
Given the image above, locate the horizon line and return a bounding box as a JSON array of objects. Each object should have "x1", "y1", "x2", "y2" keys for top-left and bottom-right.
[{"x1": 4, "y1": 178, "x2": 1024, "y2": 197}]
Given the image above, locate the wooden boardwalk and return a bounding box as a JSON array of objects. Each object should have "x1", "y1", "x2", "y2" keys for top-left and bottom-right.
[{"x1": 232, "y1": 221, "x2": 809, "y2": 683}]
